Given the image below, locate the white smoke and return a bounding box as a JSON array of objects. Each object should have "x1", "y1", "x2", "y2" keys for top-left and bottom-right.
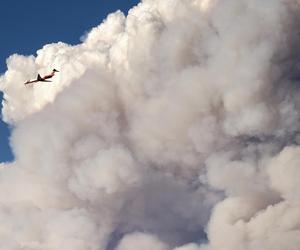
[{"x1": 1, "y1": 0, "x2": 300, "y2": 249}]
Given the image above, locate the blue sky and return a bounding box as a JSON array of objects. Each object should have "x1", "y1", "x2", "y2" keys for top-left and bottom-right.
[{"x1": 0, "y1": 0, "x2": 140, "y2": 163}]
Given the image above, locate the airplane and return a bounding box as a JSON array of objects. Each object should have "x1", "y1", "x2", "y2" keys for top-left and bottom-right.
[{"x1": 24, "y1": 69, "x2": 59, "y2": 85}]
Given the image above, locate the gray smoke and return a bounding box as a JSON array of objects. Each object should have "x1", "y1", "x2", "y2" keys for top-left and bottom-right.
[{"x1": 1, "y1": 0, "x2": 300, "y2": 249}]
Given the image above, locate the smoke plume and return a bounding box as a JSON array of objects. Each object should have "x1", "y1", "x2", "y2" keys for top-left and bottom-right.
[{"x1": 1, "y1": 0, "x2": 300, "y2": 249}]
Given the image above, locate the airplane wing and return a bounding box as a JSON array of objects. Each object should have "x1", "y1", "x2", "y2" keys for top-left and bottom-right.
[
  {"x1": 37, "y1": 74, "x2": 43, "y2": 81},
  {"x1": 43, "y1": 80, "x2": 52, "y2": 82}
]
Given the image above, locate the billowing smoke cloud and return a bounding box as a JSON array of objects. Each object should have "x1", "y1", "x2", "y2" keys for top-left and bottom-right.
[{"x1": 1, "y1": 0, "x2": 300, "y2": 249}]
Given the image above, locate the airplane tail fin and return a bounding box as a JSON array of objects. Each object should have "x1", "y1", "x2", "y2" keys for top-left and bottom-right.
[{"x1": 37, "y1": 74, "x2": 42, "y2": 81}]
